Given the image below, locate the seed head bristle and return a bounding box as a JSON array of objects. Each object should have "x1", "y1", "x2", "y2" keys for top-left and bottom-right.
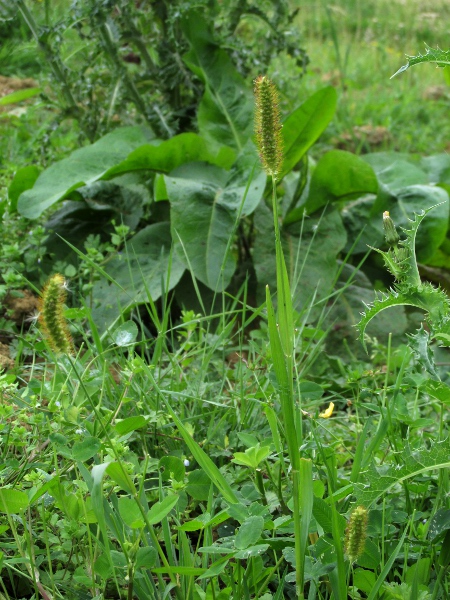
[
  {"x1": 38, "y1": 274, "x2": 74, "y2": 355},
  {"x1": 344, "y1": 505, "x2": 369, "y2": 563},
  {"x1": 254, "y1": 75, "x2": 283, "y2": 179}
]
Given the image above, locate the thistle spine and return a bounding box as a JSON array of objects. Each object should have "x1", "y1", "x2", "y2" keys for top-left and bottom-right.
[
  {"x1": 254, "y1": 75, "x2": 283, "y2": 179},
  {"x1": 38, "y1": 274, "x2": 73, "y2": 355},
  {"x1": 344, "y1": 505, "x2": 368, "y2": 563}
]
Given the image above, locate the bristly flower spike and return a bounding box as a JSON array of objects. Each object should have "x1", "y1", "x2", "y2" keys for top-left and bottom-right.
[
  {"x1": 344, "y1": 505, "x2": 369, "y2": 563},
  {"x1": 254, "y1": 75, "x2": 283, "y2": 180},
  {"x1": 38, "y1": 274, "x2": 74, "y2": 355}
]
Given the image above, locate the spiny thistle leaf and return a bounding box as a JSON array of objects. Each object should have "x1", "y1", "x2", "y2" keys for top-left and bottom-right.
[
  {"x1": 354, "y1": 440, "x2": 450, "y2": 507},
  {"x1": 407, "y1": 325, "x2": 439, "y2": 380},
  {"x1": 357, "y1": 288, "x2": 415, "y2": 351},
  {"x1": 392, "y1": 44, "x2": 450, "y2": 78},
  {"x1": 357, "y1": 205, "x2": 450, "y2": 351}
]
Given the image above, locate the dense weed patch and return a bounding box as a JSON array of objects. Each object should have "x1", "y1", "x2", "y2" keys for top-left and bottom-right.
[{"x1": 1, "y1": 1, "x2": 450, "y2": 599}]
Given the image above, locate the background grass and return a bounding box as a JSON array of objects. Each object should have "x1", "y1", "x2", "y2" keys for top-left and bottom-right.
[
  {"x1": 1, "y1": 2, "x2": 450, "y2": 598},
  {"x1": 271, "y1": 0, "x2": 450, "y2": 155}
]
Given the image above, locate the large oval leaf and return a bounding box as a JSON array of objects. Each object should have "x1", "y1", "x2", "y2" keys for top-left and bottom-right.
[
  {"x1": 301, "y1": 149, "x2": 378, "y2": 215},
  {"x1": 391, "y1": 185, "x2": 449, "y2": 262},
  {"x1": 167, "y1": 173, "x2": 237, "y2": 291},
  {"x1": 18, "y1": 126, "x2": 155, "y2": 219},
  {"x1": 254, "y1": 204, "x2": 347, "y2": 321},
  {"x1": 0, "y1": 489, "x2": 29, "y2": 513},
  {"x1": 91, "y1": 222, "x2": 185, "y2": 332},
  {"x1": 281, "y1": 87, "x2": 337, "y2": 178},
  {"x1": 166, "y1": 146, "x2": 265, "y2": 291},
  {"x1": 181, "y1": 11, "x2": 253, "y2": 152}
]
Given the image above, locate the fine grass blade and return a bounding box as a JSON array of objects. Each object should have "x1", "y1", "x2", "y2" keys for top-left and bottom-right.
[
  {"x1": 366, "y1": 522, "x2": 410, "y2": 600},
  {"x1": 266, "y1": 286, "x2": 298, "y2": 466}
]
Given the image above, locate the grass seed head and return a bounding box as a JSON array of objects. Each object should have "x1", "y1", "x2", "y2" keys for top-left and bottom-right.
[
  {"x1": 38, "y1": 274, "x2": 74, "y2": 355},
  {"x1": 254, "y1": 75, "x2": 283, "y2": 180},
  {"x1": 344, "y1": 505, "x2": 369, "y2": 563}
]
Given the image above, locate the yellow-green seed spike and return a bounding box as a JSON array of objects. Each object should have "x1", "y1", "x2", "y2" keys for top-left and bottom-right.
[
  {"x1": 344, "y1": 505, "x2": 368, "y2": 563},
  {"x1": 254, "y1": 75, "x2": 283, "y2": 180},
  {"x1": 38, "y1": 274, "x2": 74, "y2": 355}
]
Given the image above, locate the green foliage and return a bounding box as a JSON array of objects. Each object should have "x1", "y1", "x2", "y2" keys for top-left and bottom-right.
[
  {"x1": 3, "y1": 5, "x2": 450, "y2": 598},
  {"x1": 357, "y1": 206, "x2": 450, "y2": 356},
  {"x1": 393, "y1": 44, "x2": 450, "y2": 78},
  {"x1": 8, "y1": 68, "x2": 339, "y2": 331},
  {"x1": 12, "y1": 0, "x2": 307, "y2": 142}
]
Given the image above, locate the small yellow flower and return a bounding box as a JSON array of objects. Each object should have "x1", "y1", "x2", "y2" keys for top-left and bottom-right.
[{"x1": 319, "y1": 402, "x2": 334, "y2": 418}]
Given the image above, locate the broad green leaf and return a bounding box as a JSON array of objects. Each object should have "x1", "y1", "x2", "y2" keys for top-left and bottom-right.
[
  {"x1": 439, "y1": 530, "x2": 450, "y2": 567},
  {"x1": 312, "y1": 496, "x2": 346, "y2": 535},
  {"x1": 0, "y1": 87, "x2": 40, "y2": 106},
  {"x1": 426, "y1": 380, "x2": 450, "y2": 404},
  {"x1": 196, "y1": 558, "x2": 230, "y2": 579},
  {"x1": 159, "y1": 456, "x2": 185, "y2": 482},
  {"x1": 110, "y1": 551, "x2": 127, "y2": 568},
  {"x1": 353, "y1": 568, "x2": 376, "y2": 594},
  {"x1": 392, "y1": 185, "x2": 449, "y2": 262},
  {"x1": 298, "y1": 150, "x2": 378, "y2": 215},
  {"x1": 103, "y1": 133, "x2": 232, "y2": 178},
  {"x1": 94, "y1": 553, "x2": 112, "y2": 579},
  {"x1": 76, "y1": 177, "x2": 147, "y2": 229},
  {"x1": 186, "y1": 470, "x2": 211, "y2": 501},
  {"x1": 167, "y1": 146, "x2": 265, "y2": 291},
  {"x1": 8, "y1": 165, "x2": 40, "y2": 213},
  {"x1": 178, "y1": 518, "x2": 208, "y2": 532},
  {"x1": 404, "y1": 557, "x2": 431, "y2": 586},
  {"x1": 362, "y1": 152, "x2": 428, "y2": 192},
  {"x1": 111, "y1": 321, "x2": 138, "y2": 346},
  {"x1": 91, "y1": 222, "x2": 185, "y2": 332},
  {"x1": 235, "y1": 515, "x2": 264, "y2": 550},
  {"x1": 29, "y1": 477, "x2": 60, "y2": 505},
  {"x1": 166, "y1": 170, "x2": 236, "y2": 291},
  {"x1": 354, "y1": 440, "x2": 450, "y2": 506},
  {"x1": 235, "y1": 544, "x2": 269, "y2": 559},
  {"x1": 357, "y1": 539, "x2": 381, "y2": 570},
  {"x1": 281, "y1": 87, "x2": 337, "y2": 178},
  {"x1": 231, "y1": 444, "x2": 271, "y2": 469},
  {"x1": 115, "y1": 416, "x2": 148, "y2": 435},
  {"x1": 421, "y1": 154, "x2": 450, "y2": 185},
  {"x1": 18, "y1": 126, "x2": 155, "y2": 218},
  {"x1": 89, "y1": 463, "x2": 110, "y2": 547},
  {"x1": 135, "y1": 546, "x2": 157, "y2": 569},
  {"x1": 118, "y1": 497, "x2": 145, "y2": 529},
  {"x1": 147, "y1": 495, "x2": 180, "y2": 525},
  {"x1": 181, "y1": 11, "x2": 253, "y2": 151},
  {"x1": 72, "y1": 437, "x2": 102, "y2": 462},
  {"x1": 219, "y1": 141, "x2": 266, "y2": 217},
  {"x1": 428, "y1": 508, "x2": 450, "y2": 541},
  {"x1": 324, "y1": 264, "x2": 407, "y2": 354},
  {"x1": 255, "y1": 205, "x2": 347, "y2": 321},
  {"x1": 299, "y1": 381, "x2": 325, "y2": 401},
  {"x1": 0, "y1": 489, "x2": 29, "y2": 513},
  {"x1": 106, "y1": 462, "x2": 137, "y2": 495},
  {"x1": 392, "y1": 44, "x2": 450, "y2": 78}
]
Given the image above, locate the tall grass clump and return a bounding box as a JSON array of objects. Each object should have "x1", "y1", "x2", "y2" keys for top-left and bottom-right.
[{"x1": 254, "y1": 75, "x2": 314, "y2": 599}]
